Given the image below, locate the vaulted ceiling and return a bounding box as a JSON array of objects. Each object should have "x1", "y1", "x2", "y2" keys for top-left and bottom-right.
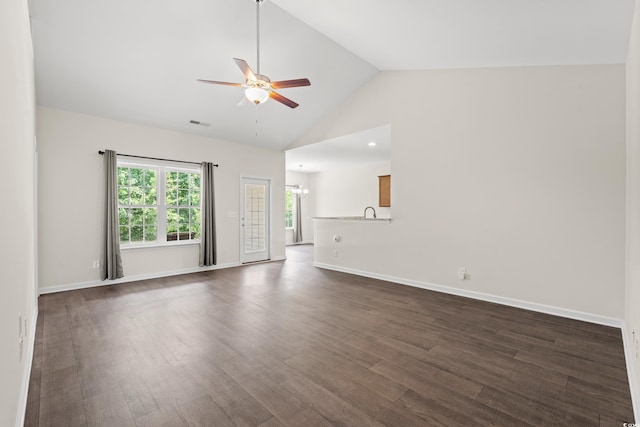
[{"x1": 29, "y1": 0, "x2": 635, "y2": 151}]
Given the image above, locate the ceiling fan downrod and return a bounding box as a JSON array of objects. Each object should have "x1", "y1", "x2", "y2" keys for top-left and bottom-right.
[
  {"x1": 196, "y1": 0, "x2": 310, "y2": 109},
  {"x1": 256, "y1": 0, "x2": 264, "y2": 75}
]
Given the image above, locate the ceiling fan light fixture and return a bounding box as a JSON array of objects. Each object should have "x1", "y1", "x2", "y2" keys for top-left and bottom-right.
[
  {"x1": 245, "y1": 87, "x2": 269, "y2": 104},
  {"x1": 197, "y1": 0, "x2": 309, "y2": 109}
]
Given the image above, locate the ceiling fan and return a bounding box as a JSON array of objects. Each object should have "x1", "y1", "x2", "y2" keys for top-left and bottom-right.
[{"x1": 197, "y1": 0, "x2": 310, "y2": 109}]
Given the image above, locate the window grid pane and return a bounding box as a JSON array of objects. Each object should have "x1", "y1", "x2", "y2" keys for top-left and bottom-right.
[
  {"x1": 285, "y1": 188, "x2": 294, "y2": 229},
  {"x1": 118, "y1": 165, "x2": 200, "y2": 245},
  {"x1": 117, "y1": 166, "x2": 159, "y2": 244},
  {"x1": 245, "y1": 184, "x2": 265, "y2": 252},
  {"x1": 165, "y1": 170, "x2": 201, "y2": 242}
]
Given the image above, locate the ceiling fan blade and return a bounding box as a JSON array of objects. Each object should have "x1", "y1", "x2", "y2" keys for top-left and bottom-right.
[
  {"x1": 233, "y1": 58, "x2": 257, "y2": 82},
  {"x1": 197, "y1": 79, "x2": 243, "y2": 87},
  {"x1": 270, "y1": 91, "x2": 299, "y2": 109},
  {"x1": 271, "y1": 78, "x2": 311, "y2": 89}
]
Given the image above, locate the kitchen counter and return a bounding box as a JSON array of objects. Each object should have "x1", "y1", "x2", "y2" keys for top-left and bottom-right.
[{"x1": 313, "y1": 216, "x2": 391, "y2": 222}]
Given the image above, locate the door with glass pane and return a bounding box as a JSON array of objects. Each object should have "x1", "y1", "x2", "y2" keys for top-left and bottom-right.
[{"x1": 240, "y1": 177, "x2": 270, "y2": 263}]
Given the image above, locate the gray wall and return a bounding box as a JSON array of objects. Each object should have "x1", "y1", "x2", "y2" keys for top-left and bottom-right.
[
  {"x1": 302, "y1": 64, "x2": 626, "y2": 320},
  {"x1": 626, "y1": 0, "x2": 640, "y2": 417},
  {"x1": 37, "y1": 108, "x2": 286, "y2": 291},
  {"x1": 0, "y1": 0, "x2": 38, "y2": 425}
]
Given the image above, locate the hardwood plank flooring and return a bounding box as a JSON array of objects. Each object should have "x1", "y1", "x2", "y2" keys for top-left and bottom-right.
[{"x1": 25, "y1": 245, "x2": 634, "y2": 426}]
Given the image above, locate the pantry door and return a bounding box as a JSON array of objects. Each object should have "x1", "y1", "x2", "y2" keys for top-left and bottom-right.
[{"x1": 240, "y1": 177, "x2": 270, "y2": 263}]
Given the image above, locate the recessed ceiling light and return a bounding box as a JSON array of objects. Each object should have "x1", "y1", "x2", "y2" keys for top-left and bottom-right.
[{"x1": 368, "y1": 141, "x2": 376, "y2": 147}]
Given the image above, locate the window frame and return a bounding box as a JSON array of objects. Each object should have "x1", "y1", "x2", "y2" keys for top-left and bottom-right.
[
  {"x1": 285, "y1": 185, "x2": 296, "y2": 230},
  {"x1": 117, "y1": 159, "x2": 201, "y2": 249},
  {"x1": 117, "y1": 164, "x2": 159, "y2": 246}
]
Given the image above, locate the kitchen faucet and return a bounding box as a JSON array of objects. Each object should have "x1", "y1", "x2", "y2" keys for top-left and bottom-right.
[{"x1": 364, "y1": 206, "x2": 377, "y2": 219}]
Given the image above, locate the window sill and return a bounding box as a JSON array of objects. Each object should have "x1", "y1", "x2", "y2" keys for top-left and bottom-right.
[{"x1": 121, "y1": 240, "x2": 200, "y2": 251}]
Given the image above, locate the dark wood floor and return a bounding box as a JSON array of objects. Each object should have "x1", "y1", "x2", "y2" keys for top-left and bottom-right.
[{"x1": 25, "y1": 245, "x2": 634, "y2": 426}]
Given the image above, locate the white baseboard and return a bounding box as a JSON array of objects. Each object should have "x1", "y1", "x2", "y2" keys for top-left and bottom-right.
[
  {"x1": 30, "y1": 256, "x2": 639, "y2": 421},
  {"x1": 314, "y1": 262, "x2": 624, "y2": 328},
  {"x1": 16, "y1": 305, "x2": 38, "y2": 427},
  {"x1": 622, "y1": 324, "x2": 640, "y2": 422},
  {"x1": 318, "y1": 261, "x2": 638, "y2": 419},
  {"x1": 39, "y1": 255, "x2": 291, "y2": 295},
  {"x1": 39, "y1": 262, "x2": 241, "y2": 295}
]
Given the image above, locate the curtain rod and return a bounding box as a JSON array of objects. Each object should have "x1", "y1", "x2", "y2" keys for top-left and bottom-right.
[{"x1": 98, "y1": 151, "x2": 218, "y2": 167}]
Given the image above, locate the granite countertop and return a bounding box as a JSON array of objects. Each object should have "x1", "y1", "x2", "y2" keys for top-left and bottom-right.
[{"x1": 312, "y1": 216, "x2": 392, "y2": 222}]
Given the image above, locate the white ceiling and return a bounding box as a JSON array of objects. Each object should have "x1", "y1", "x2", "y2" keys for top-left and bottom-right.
[
  {"x1": 273, "y1": 0, "x2": 636, "y2": 70},
  {"x1": 29, "y1": 0, "x2": 635, "y2": 152},
  {"x1": 286, "y1": 125, "x2": 391, "y2": 173},
  {"x1": 28, "y1": 0, "x2": 377, "y2": 151}
]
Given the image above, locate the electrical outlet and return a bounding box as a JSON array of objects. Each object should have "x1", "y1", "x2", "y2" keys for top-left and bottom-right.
[
  {"x1": 93, "y1": 260, "x2": 100, "y2": 269},
  {"x1": 458, "y1": 267, "x2": 467, "y2": 280}
]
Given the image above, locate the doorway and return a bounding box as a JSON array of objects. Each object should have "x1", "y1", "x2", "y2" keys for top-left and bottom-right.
[{"x1": 240, "y1": 177, "x2": 271, "y2": 263}]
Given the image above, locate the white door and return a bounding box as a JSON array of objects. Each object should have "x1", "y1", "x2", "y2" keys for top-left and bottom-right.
[{"x1": 240, "y1": 177, "x2": 270, "y2": 263}]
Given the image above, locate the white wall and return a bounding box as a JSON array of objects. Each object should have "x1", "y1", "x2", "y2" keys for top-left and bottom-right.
[
  {"x1": 312, "y1": 162, "x2": 391, "y2": 218},
  {"x1": 302, "y1": 64, "x2": 626, "y2": 321},
  {"x1": 285, "y1": 170, "x2": 314, "y2": 244},
  {"x1": 285, "y1": 162, "x2": 392, "y2": 244},
  {"x1": 37, "y1": 108, "x2": 285, "y2": 291},
  {"x1": 0, "y1": 0, "x2": 38, "y2": 425},
  {"x1": 626, "y1": 0, "x2": 640, "y2": 418}
]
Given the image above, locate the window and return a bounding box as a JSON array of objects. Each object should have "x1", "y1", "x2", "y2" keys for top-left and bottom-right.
[
  {"x1": 117, "y1": 162, "x2": 201, "y2": 246},
  {"x1": 165, "y1": 171, "x2": 201, "y2": 242},
  {"x1": 118, "y1": 167, "x2": 158, "y2": 244},
  {"x1": 285, "y1": 186, "x2": 295, "y2": 229}
]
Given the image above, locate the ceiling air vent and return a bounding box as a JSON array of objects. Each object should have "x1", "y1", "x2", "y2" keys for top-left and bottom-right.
[{"x1": 189, "y1": 120, "x2": 210, "y2": 127}]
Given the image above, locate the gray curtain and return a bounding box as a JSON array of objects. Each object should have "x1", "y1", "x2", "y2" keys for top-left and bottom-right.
[
  {"x1": 199, "y1": 162, "x2": 217, "y2": 266},
  {"x1": 102, "y1": 150, "x2": 124, "y2": 280},
  {"x1": 293, "y1": 193, "x2": 303, "y2": 243}
]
